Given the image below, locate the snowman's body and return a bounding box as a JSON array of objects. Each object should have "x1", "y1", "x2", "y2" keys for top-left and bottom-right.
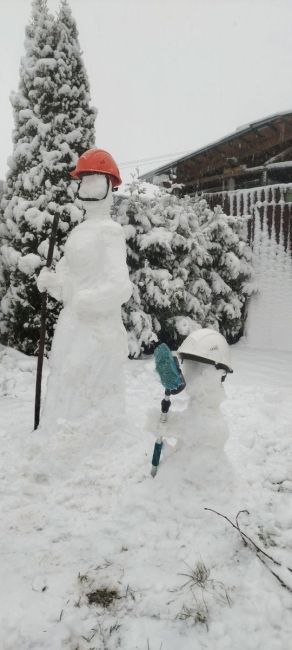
[
  {"x1": 38, "y1": 176, "x2": 132, "y2": 431},
  {"x1": 151, "y1": 361, "x2": 227, "y2": 449},
  {"x1": 177, "y1": 360, "x2": 228, "y2": 447}
]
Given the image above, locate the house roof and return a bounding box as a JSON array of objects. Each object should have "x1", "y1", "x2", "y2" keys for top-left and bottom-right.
[{"x1": 140, "y1": 110, "x2": 292, "y2": 185}]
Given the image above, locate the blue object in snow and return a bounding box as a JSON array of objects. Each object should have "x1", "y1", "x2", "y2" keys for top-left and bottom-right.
[
  {"x1": 152, "y1": 439, "x2": 163, "y2": 468},
  {"x1": 154, "y1": 343, "x2": 185, "y2": 393}
]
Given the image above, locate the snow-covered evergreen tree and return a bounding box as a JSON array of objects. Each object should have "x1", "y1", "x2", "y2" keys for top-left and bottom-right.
[
  {"x1": 198, "y1": 200, "x2": 253, "y2": 341},
  {"x1": 0, "y1": 0, "x2": 96, "y2": 354},
  {"x1": 114, "y1": 180, "x2": 155, "y2": 357},
  {"x1": 137, "y1": 189, "x2": 186, "y2": 348},
  {"x1": 115, "y1": 181, "x2": 211, "y2": 354},
  {"x1": 115, "y1": 183, "x2": 253, "y2": 355},
  {"x1": 159, "y1": 192, "x2": 211, "y2": 344}
]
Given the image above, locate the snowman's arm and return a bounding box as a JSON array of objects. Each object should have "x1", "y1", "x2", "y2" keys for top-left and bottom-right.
[
  {"x1": 105, "y1": 229, "x2": 133, "y2": 304},
  {"x1": 36, "y1": 257, "x2": 70, "y2": 302}
]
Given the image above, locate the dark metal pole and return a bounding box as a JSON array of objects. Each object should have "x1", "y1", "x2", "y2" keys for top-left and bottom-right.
[{"x1": 34, "y1": 213, "x2": 59, "y2": 430}]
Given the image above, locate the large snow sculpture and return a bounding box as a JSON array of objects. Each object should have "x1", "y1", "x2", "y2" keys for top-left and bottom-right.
[{"x1": 37, "y1": 150, "x2": 132, "y2": 432}]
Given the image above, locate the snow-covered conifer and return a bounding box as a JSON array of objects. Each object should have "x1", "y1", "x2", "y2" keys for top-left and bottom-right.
[
  {"x1": 116, "y1": 184, "x2": 253, "y2": 354},
  {"x1": 55, "y1": 0, "x2": 96, "y2": 157},
  {"x1": 198, "y1": 201, "x2": 253, "y2": 341},
  {"x1": 0, "y1": 0, "x2": 96, "y2": 354},
  {"x1": 159, "y1": 192, "x2": 211, "y2": 344},
  {"x1": 114, "y1": 180, "x2": 155, "y2": 357},
  {"x1": 137, "y1": 189, "x2": 186, "y2": 348},
  {"x1": 115, "y1": 182, "x2": 211, "y2": 353}
]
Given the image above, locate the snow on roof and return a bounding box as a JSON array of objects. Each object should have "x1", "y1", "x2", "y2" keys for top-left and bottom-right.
[
  {"x1": 236, "y1": 109, "x2": 292, "y2": 133},
  {"x1": 140, "y1": 110, "x2": 292, "y2": 181}
]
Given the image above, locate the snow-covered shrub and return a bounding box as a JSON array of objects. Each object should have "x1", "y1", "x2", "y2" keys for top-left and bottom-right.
[
  {"x1": 113, "y1": 180, "x2": 157, "y2": 357},
  {"x1": 0, "y1": 0, "x2": 96, "y2": 354},
  {"x1": 115, "y1": 181, "x2": 253, "y2": 355},
  {"x1": 140, "y1": 189, "x2": 212, "y2": 348},
  {"x1": 162, "y1": 192, "x2": 211, "y2": 343},
  {"x1": 114, "y1": 181, "x2": 209, "y2": 354},
  {"x1": 197, "y1": 201, "x2": 253, "y2": 342}
]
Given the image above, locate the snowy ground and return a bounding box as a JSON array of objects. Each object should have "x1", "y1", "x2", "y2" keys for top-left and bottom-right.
[{"x1": 0, "y1": 341, "x2": 292, "y2": 650}]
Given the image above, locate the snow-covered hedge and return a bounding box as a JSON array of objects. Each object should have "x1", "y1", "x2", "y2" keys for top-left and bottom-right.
[{"x1": 114, "y1": 180, "x2": 253, "y2": 357}]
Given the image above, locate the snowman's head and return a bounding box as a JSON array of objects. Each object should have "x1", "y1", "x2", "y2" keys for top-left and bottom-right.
[{"x1": 78, "y1": 173, "x2": 112, "y2": 202}]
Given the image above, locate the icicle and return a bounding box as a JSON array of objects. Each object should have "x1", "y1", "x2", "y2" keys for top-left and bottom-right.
[
  {"x1": 262, "y1": 185, "x2": 270, "y2": 238},
  {"x1": 288, "y1": 204, "x2": 292, "y2": 255},
  {"x1": 256, "y1": 188, "x2": 262, "y2": 207},
  {"x1": 235, "y1": 191, "x2": 239, "y2": 217},
  {"x1": 279, "y1": 194, "x2": 284, "y2": 249},
  {"x1": 271, "y1": 201, "x2": 277, "y2": 250},
  {"x1": 229, "y1": 192, "x2": 234, "y2": 216},
  {"x1": 252, "y1": 206, "x2": 261, "y2": 261},
  {"x1": 248, "y1": 191, "x2": 255, "y2": 242},
  {"x1": 249, "y1": 190, "x2": 255, "y2": 214},
  {"x1": 263, "y1": 186, "x2": 268, "y2": 236},
  {"x1": 243, "y1": 189, "x2": 248, "y2": 216}
]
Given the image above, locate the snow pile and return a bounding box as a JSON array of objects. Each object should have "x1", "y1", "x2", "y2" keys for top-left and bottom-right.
[
  {"x1": 0, "y1": 343, "x2": 292, "y2": 649},
  {"x1": 0, "y1": 345, "x2": 37, "y2": 398}
]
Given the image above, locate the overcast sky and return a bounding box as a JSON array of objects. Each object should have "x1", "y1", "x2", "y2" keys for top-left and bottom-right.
[{"x1": 0, "y1": 0, "x2": 292, "y2": 183}]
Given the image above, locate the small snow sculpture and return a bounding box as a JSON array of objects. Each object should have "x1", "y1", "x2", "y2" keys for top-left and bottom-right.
[
  {"x1": 177, "y1": 329, "x2": 233, "y2": 461},
  {"x1": 149, "y1": 329, "x2": 234, "y2": 489},
  {"x1": 37, "y1": 149, "x2": 132, "y2": 432}
]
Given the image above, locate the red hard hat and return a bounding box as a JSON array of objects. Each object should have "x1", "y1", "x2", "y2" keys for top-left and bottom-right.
[{"x1": 70, "y1": 148, "x2": 122, "y2": 187}]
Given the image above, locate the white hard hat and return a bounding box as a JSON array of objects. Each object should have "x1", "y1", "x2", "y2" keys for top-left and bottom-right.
[{"x1": 177, "y1": 328, "x2": 233, "y2": 374}]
